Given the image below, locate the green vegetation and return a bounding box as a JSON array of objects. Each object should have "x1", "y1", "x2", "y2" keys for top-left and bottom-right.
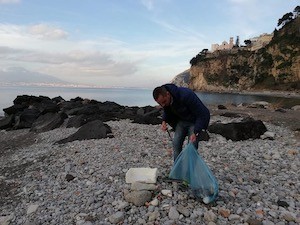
[
  {"x1": 260, "y1": 52, "x2": 273, "y2": 67},
  {"x1": 254, "y1": 73, "x2": 276, "y2": 87},
  {"x1": 276, "y1": 61, "x2": 292, "y2": 69},
  {"x1": 278, "y1": 73, "x2": 291, "y2": 82},
  {"x1": 274, "y1": 55, "x2": 284, "y2": 61}
]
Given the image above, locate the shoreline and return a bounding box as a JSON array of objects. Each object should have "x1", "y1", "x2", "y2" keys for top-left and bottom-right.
[{"x1": 197, "y1": 89, "x2": 300, "y2": 99}]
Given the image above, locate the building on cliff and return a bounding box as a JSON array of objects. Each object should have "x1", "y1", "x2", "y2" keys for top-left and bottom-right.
[
  {"x1": 211, "y1": 33, "x2": 273, "y2": 52},
  {"x1": 211, "y1": 37, "x2": 234, "y2": 52}
]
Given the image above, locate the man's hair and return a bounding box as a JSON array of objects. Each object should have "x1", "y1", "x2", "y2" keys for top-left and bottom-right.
[{"x1": 153, "y1": 85, "x2": 168, "y2": 100}]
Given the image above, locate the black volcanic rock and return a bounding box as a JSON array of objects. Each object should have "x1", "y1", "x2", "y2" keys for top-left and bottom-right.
[
  {"x1": 208, "y1": 118, "x2": 267, "y2": 141},
  {"x1": 30, "y1": 112, "x2": 68, "y2": 133},
  {"x1": 56, "y1": 120, "x2": 113, "y2": 144}
]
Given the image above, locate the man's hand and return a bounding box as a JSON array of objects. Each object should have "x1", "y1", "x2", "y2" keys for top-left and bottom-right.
[
  {"x1": 190, "y1": 133, "x2": 197, "y2": 143},
  {"x1": 161, "y1": 121, "x2": 167, "y2": 131}
]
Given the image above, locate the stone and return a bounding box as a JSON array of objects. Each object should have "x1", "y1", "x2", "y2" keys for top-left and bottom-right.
[
  {"x1": 131, "y1": 182, "x2": 157, "y2": 191},
  {"x1": 246, "y1": 218, "x2": 263, "y2": 225},
  {"x1": 177, "y1": 205, "x2": 190, "y2": 217},
  {"x1": 291, "y1": 105, "x2": 300, "y2": 110},
  {"x1": 218, "y1": 208, "x2": 230, "y2": 218},
  {"x1": 228, "y1": 214, "x2": 240, "y2": 221},
  {"x1": 260, "y1": 131, "x2": 275, "y2": 140},
  {"x1": 217, "y1": 104, "x2": 227, "y2": 109},
  {"x1": 56, "y1": 120, "x2": 112, "y2": 144},
  {"x1": 168, "y1": 207, "x2": 180, "y2": 220},
  {"x1": 108, "y1": 211, "x2": 124, "y2": 224},
  {"x1": 0, "y1": 214, "x2": 14, "y2": 225},
  {"x1": 30, "y1": 112, "x2": 67, "y2": 132},
  {"x1": 27, "y1": 204, "x2": 39, "y2": 215},
  {"x1": 282, "y1": 212, "x2": 296, "y2": 222},
  {"x1": 277, "y1": 200, "x2": 289, "y2": 207},
  {"x1": 149, "y1": 198, "x2": 159, "y2": 206},
  {"x1": 0, "y1": 115, "x2": 14, "y2": 130},
  {"x1": 65, "y1": 174, "x2": 75, "y2": 182},
  {"x1": 161, "y1": 189, "x2": 172, "y2": 197},
  {"x1": 125, "y1": 168, "x2": 158, "y2": 184},
  {"x1": 124, "y1": 191, "x2": 152, "y2": 206},
  {"x1": 262, "y1": 220, "x2": 275, "y2": 225},
  {"x1": 208, "y1": 119, "x2": 267, "y2": 141},
  {"x1": 204, "y1": 210, "x2": 217, "y2": 222},
  {"x1": 148, "y1": 211, "x2": 160, "y2": 221}
]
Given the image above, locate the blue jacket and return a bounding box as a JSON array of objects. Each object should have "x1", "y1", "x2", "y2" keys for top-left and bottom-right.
[{"x1": 162, "y1": 84, "x2": 210, "y2": 134}]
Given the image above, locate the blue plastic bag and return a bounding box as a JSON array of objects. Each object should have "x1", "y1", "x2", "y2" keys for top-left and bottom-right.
[{"x1": 169, "y1": 143, "x2": 218, "y2": 204}]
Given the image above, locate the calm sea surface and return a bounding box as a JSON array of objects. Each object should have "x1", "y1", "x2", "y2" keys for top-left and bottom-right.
[{"x1": 1, "y1": 86, "x2": 300, "y2": 116}]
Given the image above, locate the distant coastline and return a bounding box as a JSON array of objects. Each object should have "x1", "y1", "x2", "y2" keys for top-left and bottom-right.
[{"x1": 0, "y1": 82, "x2": 152, "y2": 90}]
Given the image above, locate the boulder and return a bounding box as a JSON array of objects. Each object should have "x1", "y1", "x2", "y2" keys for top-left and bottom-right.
[
  {"x1": 218, "y1": 105, "x2": 227, "y2": 110},
  {"x1": 14, "y1": 108, "x2": 41, "y2": 129},
  {"x1": 132, "y1": 115, "x2": 162, "y2": 125},
  {"x1": 55, "y1": 120, "x2": 112, "y2": 144},
  {"x1": 124, "y1": 190, "x2": 152, "y2": 206},
  {"x1": 3, "y1": 104, "x2": 27, "y2": 115},
  {"x1": 66, "y1": 114, "x2": 103, "y2": 128},
  {"x1": 220, "y1": 112, "x2": 241, "y2": 118},
  {"x1": 33, "y1": 99, "x2": 59, "y2": 114},
  {"x1": 0, "y1": 115, "x2": 14, "y2": 130},
  {"x1": 30, "y1": 112, "x2": 67, "y2": 133},
  {"x1": 66, "y1": 104, "x2": 100, "y2": 116},
  {"x1": 208, "y1": 118, "x2": 267, "y2": 141}
]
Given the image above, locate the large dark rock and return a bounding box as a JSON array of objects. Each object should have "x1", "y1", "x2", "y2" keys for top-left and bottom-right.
[
  {"x1": 98, "y1": 101, "x2": 124, "y2": 112},
  {"x1": 66, "y1": 114, "x2": 104, "y2": 128},
  {"x1": 208, "y1": 118, "x2": 267, "y2": 141},
  {"x1": 14, "y1": 108, "x2": 41, "y2": 129},
  {"x1": 66, "y1": 104, "x2": 100, "y2": 116},
  {"x1": 33, "y1": 99, "x2": 60, "y2": 114},
  {"x1": 220, "y1": 112, "x2": 241, "y2": 118},
  {"x1": 59, "y1": 101, "x2": 83, "y2": 113},
  {"x1": 13, "y1": 95, "x2": 50, "y2": 105},
  {"x1": 52, "y1": 96, "x2": 65, "y2": 103},
  {"x1": 55, "y1": 120, "x2": 113, "y2": 144},
  {"x1": 30, "y1": 112, "x2": 68, "y2": 133},
  {"x1": 132, "y1": 115, "x2": 162, "y2": 125},
  {"x1": 0, "y1": 115, "x2": 14, "y2": 129},
  {"x1": 3, "y1": 104, "x2": 27, "y2": 115}
]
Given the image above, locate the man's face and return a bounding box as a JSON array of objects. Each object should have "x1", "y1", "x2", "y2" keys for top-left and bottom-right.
[{"x1": 156, "y1": 92, "x2": 171, "y2": 107}]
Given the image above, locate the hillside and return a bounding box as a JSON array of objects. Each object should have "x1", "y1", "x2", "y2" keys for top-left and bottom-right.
[
  {"x1": 0, "y1": 67, "x2": 70, "y2": 86},
  {"x1": 178, "y1": 10, "x2": 300, "y2": 92}
]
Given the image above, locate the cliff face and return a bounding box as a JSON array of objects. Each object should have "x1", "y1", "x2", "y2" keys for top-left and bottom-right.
[
  {"x1": 170, "y1": 69, "x2": 190, "y2": 87},
  {"x1": 189, "y1": 17, "x2": 300, "y2": 92}
]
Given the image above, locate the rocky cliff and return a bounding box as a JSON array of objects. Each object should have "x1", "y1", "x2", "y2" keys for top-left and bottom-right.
[
  {"x1": 186, "y1": 15, "x2": 300, "y2": 92},
  {"x1": 170, "y1": 69, "x2": 190, "y2": 87}
]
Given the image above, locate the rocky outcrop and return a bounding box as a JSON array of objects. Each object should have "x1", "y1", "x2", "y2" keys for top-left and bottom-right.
[
  {"x1": 0, "y1": 95, "x2": 163, "y2": 131},
  {"x1": 171, "y1": 69, "x2": 190, "y2": 87},
  {"x1": 188, "y1": 16, "x2": 300, "y2": 92}
]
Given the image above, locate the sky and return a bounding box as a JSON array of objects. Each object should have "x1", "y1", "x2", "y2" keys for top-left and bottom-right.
[{"x1": 0, "y1": 0, "x2": 298, "y2": 88}]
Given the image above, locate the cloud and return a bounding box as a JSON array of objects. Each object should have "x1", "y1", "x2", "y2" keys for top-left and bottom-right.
[
  {"x1": 0, "y1": 22, "x2": 190, "y2": 87},
  {"x1": 0, "y1": 0, "x2": 20, "y2": 4},
  {"x1": 0, "y1": 46, "x2": 137, "y2": 77},
  {"x1": 27, "y1": 24, "x2": 68, "y2": 40}
]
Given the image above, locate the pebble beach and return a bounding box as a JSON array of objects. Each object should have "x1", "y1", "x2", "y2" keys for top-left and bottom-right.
[{"x1": 0, "y1": 114, "x2": 299, "y2": 225}]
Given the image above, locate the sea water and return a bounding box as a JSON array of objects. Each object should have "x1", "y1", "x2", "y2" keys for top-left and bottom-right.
[{"x1": 1, "y1": 85, "x2": 299, "y2": 116}]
